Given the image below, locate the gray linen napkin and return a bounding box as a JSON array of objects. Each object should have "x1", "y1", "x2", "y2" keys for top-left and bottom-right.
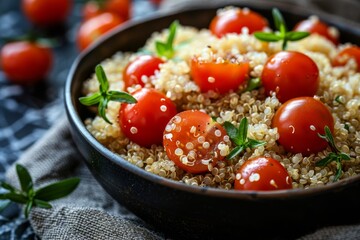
[
  {"x1": 5, "y1": 117, "x2": 163, "y2": 240},
  {"x1": 5, "y1": 116, "x2": 360, "y2": 239}
]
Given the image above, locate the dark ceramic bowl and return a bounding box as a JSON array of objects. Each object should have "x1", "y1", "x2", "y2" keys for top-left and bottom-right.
[{"x1": 65, "y1": 1, "x2": 360, "y2": 239}]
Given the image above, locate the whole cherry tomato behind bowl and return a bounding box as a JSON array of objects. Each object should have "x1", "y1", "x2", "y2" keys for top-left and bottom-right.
[
  {"x1": 332, "y1": 46, "x2": 360, "y2": 71},
  {"x1": 119, "y1": 88, "x2": 177, "y2": 148},
  {"x1": 22, "y1": 0, "x2": 72, "y2": 26},
  {"x1": 261, "y1": 51, "x2": 319, "y2": 103},
  {"x1": 123, "y1": 55, "x2": 164, "y2": 89},
  {"x1": 77, "y1": 12, "x2": 125, "y2": 51},
  {"x1": 294, "y1": 17, "x2": 339, "y2": 45},
  {"x1": 234, "y1": 157, "x2": 292, "y2": 191},
  {"x1": 82, "y1": 0, "x2": 131, "y2": 21},
  {"x1": 163, "y1": 110, "x2": 229, "y2": 174},
  {"x1": 209, "y1": 7, "x2": 268, "y2": 37},
  {"x1": 0, "y1": 41, "x2": 53, "y2": 85},
  {"x1": 272, "y1": 96, "x2": 334, "y2": 156}
]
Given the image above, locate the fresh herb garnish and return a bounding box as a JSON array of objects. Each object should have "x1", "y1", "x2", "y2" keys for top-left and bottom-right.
[
  {"x1": 335, "y1": 95, "x2": 344, "y2": 104},
  {"x1": 0, "y1": 164, "x2": 80, "y2": 218},
  {"x1": 155, "y1": 20, "x2": 178, "y2": 59},
  {"x1": 243, "y1": 77, "x2": 261, "y2": 92},
  {"x1": 224, "y1": 117, "x2": 266, "y2": 160},
  {"x1": 79, "y1": 65, "x2": 137, "y2": 124},
  {"x1": 316, "y1": 126, "x2": 351, "y2": 182},
  {"x1": 254, "y1": 8, "x2": 310, "y2": 50}
]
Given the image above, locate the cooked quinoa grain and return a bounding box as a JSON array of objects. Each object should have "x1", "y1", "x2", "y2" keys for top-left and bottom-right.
[{"x1": 82, "y1": 18, "x2": 360, "y2": 190}]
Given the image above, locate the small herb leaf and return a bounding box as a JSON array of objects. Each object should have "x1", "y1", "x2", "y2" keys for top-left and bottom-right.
[
  {"x1": 79, "y1": 65, "x2": 137, "y2": 124},
  {"x1": 224, "y1": 117, "x2": 266, "y2": 160},
  {"x1": 244, "y1": 78, "x2": 262, "y2": 92},
  {"x1": 35, "y1": 177, "x2": 80, "y2": 201},
  {"x1": 272, "y1": 8, "x2": 286, "y2": 33},
  {"x1": 155, "y1": 20, "x2": 178, "y2": 59},
  {"x1": 0, "y1": 193, "x2": 28, "y2": 204},
  {"x1": 1, "y1": 181, "x2": 16, "y2": 192},
  {"x1": 34, "y1": 199, "x2": 52, "y2": 209},
  {"x1": 16, "y1": 164, "x2": 33, "y2": 193},
  {"x1": 285, "y1": 31, "x2": 310, "y2": 41},
  {"x1": 253, "y1": 32, "x2": 282, "y2": 42},
  {"x1": 315, "y1": 126, "x2": 352, "y2": 182},
  {"x1": 24, "y1": 200, "x2": 33, "y2": 218}
]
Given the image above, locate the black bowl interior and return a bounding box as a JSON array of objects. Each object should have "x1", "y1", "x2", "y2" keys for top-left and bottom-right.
[{"x1": 65, "y1": 1, "x2": 360, "y2": 239}]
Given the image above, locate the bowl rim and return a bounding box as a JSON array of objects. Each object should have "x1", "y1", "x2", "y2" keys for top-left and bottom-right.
[{"x1": 65, "y1": 0, "x2": 360, "y2": 200}]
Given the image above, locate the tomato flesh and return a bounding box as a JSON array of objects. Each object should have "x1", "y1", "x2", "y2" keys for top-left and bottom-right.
[
  {"x1": 123, "y1": 55, "x2": 164, "y2": 89},
  {"x1": 261, "y1": 51, "x2": 319, "y2": 103},
  {"x1": 119, "y1": 88, "x2": 177, "y2": 147},
  {"x1": 0, "y1": 41, "x2": 52, "y2": 85},
  {"x1": 272, "y1": 97, "x2": 334, "y2": 156},
  {"x1": 210, "y1": 8, "x2": 268, "y2": 37},
  {"x1": 234, "y1": 157, "x2": 292, "y2": 191},
  {"x1": 77, "y1": 12, "x2": 124, "y2": 51},
  {"x1": 294, "y1": 18, "x2": 339, "y2": 45},
  {"x1": 332, "y1": 46, "x2": 360, "y2": 71},
  {"x1": 191, "y1": 57, "x2": 249, "y2": 94},
  {"x1": 163, "y1": 110, "x2": 229, "y2": 174},
  {"x1": 22, "y1": 0, "x2": 72, "y2": 26}
]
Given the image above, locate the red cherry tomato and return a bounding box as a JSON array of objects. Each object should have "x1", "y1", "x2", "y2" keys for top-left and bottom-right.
[
  {"x1": 82, "y1": 0, "x2": 131, "y2": 21},
  {"x1": 332, "y1": 46, "x2": 360, "y2": 71},
  {"x1": 209, "y1": 8, "x2": 268, "y2": 37},
  {"x1": 77, "y1": 12, "x2": 124, "y2": 51},
  {"x1": 294, "y1": 18, "x2": 339, "y2": 45},
  {"x1": 123, "y1": 55, "x2": 164, "y2": 89},
  {"x1": 272, "y1": 97, "x2": 334, "y2": 156},
  {"x1": 234, "y1": 157, "x2": 292, "y2": 191},
  {"x1": 190, "y1": 57, "x2": 249, "y2": 94},
  {"x1": 22, "y1": 0, "x2": 72, "y2": 26},
  {"x1": 163, "y1": 110, "x2": 229, "y2": 174},
  {"x1": 119, "y1": 88, "x2": 177, "y2": 147},
  {"x1": 261, "y1": 51, "x2": 319, "y2": 103},
  {"x1": 0, "y1": 41, "x2": 52, "y2": 85}
]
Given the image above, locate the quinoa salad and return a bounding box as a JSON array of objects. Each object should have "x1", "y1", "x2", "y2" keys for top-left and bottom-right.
[{"x1": 80, "y1": 7, "x2": 360, "y2": 190}]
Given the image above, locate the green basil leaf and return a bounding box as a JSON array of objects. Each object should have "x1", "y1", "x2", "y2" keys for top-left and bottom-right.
[
  {"x1": 285, "y1": 31, "x2": 310, "y2": 41},
  {"x1": 16, "y1": 164, "x2": 33, "y2": 192},
  {"x1": 1, "y1": 181, "x2": 16, "y2": 192},
  {"x1": 155, "y1": 41, "x2": 170, "y2": 58},
  {"x1": 98, "y1": 98, "x2": 112, "y2": 124},
  {"x1": 35, "y1": 177, "x2": 80, "y2": 201},
  {"x1": 254, "y1": 32, "x2": 282, "y2": 42},
  {"x1": 167, "y1": 20, "x2": 178, "y2": 46},
  {"x1": 315, "y1": 155, "x2": 334, "y2": 167},
  {"x1": 0, "y1": 192, "x2": 28, "y2": 204},
  {"x1": 272, "y1": 8, "x2": 286, "y2": 33},
  {"x1": 238, "y1": 117, "x2": 248, "y2": 144},
  {"x1": 244, "y1": 78, "x2": 261, "y2": 92},
  {"x1": 0, "y1": 200, "x2": 11, "y2": 212},
  {"x1": 34, "y1": 199, "x2": 53, "y2": 209},
  {"x1": 95, "y1": 65, "x2": 109, "y2": 93},
  {"x1": 226, "y1": 146, "x2": 244, "y2": 160},
  {"x1": 24, "y1": 200, "x2": 33, "y2": 218},
  {"x1": 340, "y1": 153, "x2": 351, "y2": 161},
  {"x1": 78, "y1": 92, "x2": 102, "y2": 106},
  {"x1": 247, "y1": 138, "x2": 266, "y2": 149},
  {"x1": 223, "y1": 121, "x2": 238, "y2": 140},
  {"x1": 108, "y1": 91, "x2": 137, "y2": 103}
]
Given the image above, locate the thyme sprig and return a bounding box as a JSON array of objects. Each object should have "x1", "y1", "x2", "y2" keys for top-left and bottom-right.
[
  {"x1": 0, "y1": 164, "x2": 80, "y2": 218},
  {"x1": 79, "y1": 65, "x2": 137, "y2": 124},
  {"x1": 155, "y1": 20, "x2": 178, "y2": 59},
  {"x1": 316, "y1": 126, "x2": 351, "y2": 182},
  {"x1": 254, "y1": 8, "x2": 310, "y2": 50},
  {"x1": 224, "y1": 117, "x2": 266, "y2": 160}
]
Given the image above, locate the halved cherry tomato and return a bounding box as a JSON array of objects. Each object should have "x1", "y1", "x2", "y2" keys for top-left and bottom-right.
[
  {"x1": 123, "y1": 55, "x2": 164, "y2": 89},
  {"x1": 272, "y1": 97, "x2": 334, "y2": 156},
  {"x1": 209, "y1": 8, "x2": 268, "y2": 37},
  {"x1": 82, "y1": 0, "x2": 131, "y2": 21},
  {"x1": 190, "y1": 57, "x2": 249, "y2": 94},
  {"x1": 332, "y1": 46, "x2": 360, "y2": 71},
  {"x1": 0, "y1": 41, "x2": 52, "y2": 85},
  {"x1": 77, "y1": 12, "x2": 124, "y2": 51},
  {"x1": 22, "y1": 0, "x2": 72, "y2": 26},
  {"x1": 294, "y1": 18, "x2": 339, "y2": 45},
  {"x1": 119, "y1": 88, "x2": 177, "y2": 147},
  {"x1": 163, "y1": 110, "x2": 229, "y2": 174},
  {"x1": 234, "y1": 157, "x2": 292, "y2": 191},
  {"x1": 261, "y1": 51, "x2": 319, "y2": 103}
]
